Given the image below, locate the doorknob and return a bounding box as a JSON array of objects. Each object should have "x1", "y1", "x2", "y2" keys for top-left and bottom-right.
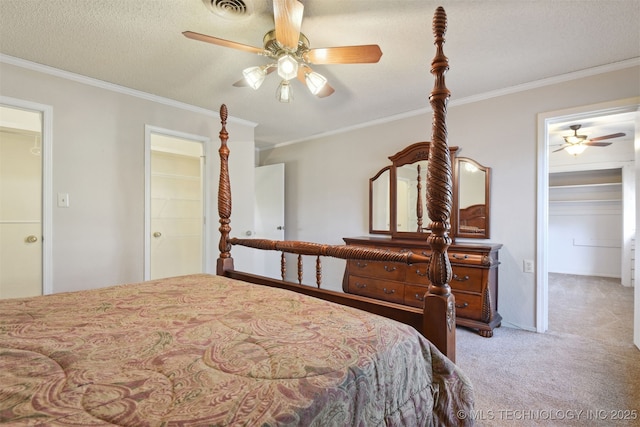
[
  {"x1": 153, "y1": 232, "x2": 162, "y2": 238},
  {"x1": 25, "y1": 235, "x2": 38, "y2": 243},
  {"x1": 277, "y1": 226, "x2": 285, "y2": 230}
]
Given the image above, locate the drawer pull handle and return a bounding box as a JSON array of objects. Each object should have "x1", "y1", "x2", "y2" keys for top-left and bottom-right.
[
  {"x1": 355, "y1": 283, "x2": 367, "y2": 289},
  {"x1": 452, "y1": 254, "x2": 469, "y2": 260},
  {"x1": 383, "y1": 288, "x2": 395, "y2": 294},
  {"x1": 453, "y1": 274, "x2": 470, "y2": 282},
  {"x1": 455, "y1": 302, "x2": 469, "y2": 309},
  {"x1": 355, "y1": 262, "x2": 368, "y2": 268},
  {"x1": 383, "y1": 265, "x2": 397, "y2": 273},
  {"x1": 415, "y1": 293, "x2": 425, "y2": 301},
  {"x1": 415, "y1": 269, "x2": 427, "y2": 277}
]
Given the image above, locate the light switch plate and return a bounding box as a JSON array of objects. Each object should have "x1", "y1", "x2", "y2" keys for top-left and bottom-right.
[{"x1": 57, "y1": 193, "x2": 69, "y2": 208}]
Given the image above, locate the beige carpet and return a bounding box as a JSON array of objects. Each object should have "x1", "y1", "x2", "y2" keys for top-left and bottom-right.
[{"x1": 455, "y1": 273, "x2": 639, "y2": 426}]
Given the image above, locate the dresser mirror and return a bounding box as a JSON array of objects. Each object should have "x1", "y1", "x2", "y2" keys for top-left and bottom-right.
[
  {"x1": 455, "y1": 157, "x2": 491, "y2": 239},
  {"x1": 369, "y1": 142, "x2": 491, "y2": 240}
]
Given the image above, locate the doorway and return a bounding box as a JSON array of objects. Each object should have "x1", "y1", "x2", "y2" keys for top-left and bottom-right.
[
  {"x1": 0, "y1": 99, "x2": 52, "y2": 297},
  {"x1": 537, "y1": 97, "x2": 640, "y2": 349},
  {"x1": 144, "y1": 126, "x2": 210, "y2": 280},
  {"x1": 253, "y1": 163, "x2": 285, "y2": 278}
]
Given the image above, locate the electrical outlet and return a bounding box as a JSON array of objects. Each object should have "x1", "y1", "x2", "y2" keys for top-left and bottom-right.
[{"x1": 523, "y1": 259, "x2": 534, "y2": 273}]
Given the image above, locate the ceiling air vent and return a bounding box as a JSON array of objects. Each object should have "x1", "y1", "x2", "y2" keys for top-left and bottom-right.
[{"x1": 202, "y1": 0, "x2": 254, "y2": 20}]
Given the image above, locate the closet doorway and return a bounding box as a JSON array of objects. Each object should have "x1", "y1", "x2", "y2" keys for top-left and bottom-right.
[
  {"x1": 0, "y1": 99, "x2": 52, "y2": 298},
  {"x1": 145, "y1": 127, "x2": 210, "y2": 280},
  {"x1": 537, "y1": 97, "x2": 640, "y2": 348}
]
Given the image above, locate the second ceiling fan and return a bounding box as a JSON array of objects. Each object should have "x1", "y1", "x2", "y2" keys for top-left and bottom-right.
[
  {"x1": 183, "y1": 0, "x2": 383, "y2": 101},
  {"x1": 553, "y1": 124, "x2": 626, "y2": 155}
]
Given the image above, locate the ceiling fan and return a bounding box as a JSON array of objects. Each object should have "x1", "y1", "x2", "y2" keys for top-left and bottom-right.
[
  {"x1": 552, "y1": 124, "x2": 626, "y2": 156},
  {"x1": 183, "y1": 0, "x2": 382, "y2": 102}
]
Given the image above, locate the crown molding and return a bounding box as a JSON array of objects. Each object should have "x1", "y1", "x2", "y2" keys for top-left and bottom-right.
[
  {"x1": 270, "y1": 57, "x2": 640, "y2": 150},
  {"x1": 3, "y1": 53, "x2": 636, "y2": 148},
  {"x1": 0, "y1": 54, "x2": 257, "y2": 129}
]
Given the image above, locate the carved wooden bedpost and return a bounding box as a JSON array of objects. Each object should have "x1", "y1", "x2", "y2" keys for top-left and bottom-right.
[
  {"x1": 216, "y1": 104, "x2": 234, "y2": 275},
  {"x1": 425, "y1": 6, "x2": 456, "y2": 361}
]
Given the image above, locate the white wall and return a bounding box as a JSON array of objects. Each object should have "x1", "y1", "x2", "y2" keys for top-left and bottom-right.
[
  {"x1": 548, "y1": 202, "x2": 622, "y2": 277},
  {"x1": 0, "y1": 60, "x2": 256, "y2": 293},
  {"x1": 260, "y1": 65, "x2": 640, "y2": 331}
]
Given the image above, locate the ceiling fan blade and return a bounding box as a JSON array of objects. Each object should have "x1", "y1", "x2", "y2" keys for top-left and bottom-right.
[
  {"x1": 273, "y1": 0, "x2": 304, "y2": 51},
  {"x1": 183, "y1": 31, "x2": 265, "y2": 55},
  {"x1": 552, "y1": 146, "x2": 568, "y2": 153},
  {"x1": 584, "y1": 142, "x2": 612, "y2": 147},
  {"x1": 315, "y1": 82, "x2": 336, "y2": 98},
  {"x1": 588, "y1": 132, "x2": 626, "y2": 142},
  {"x1": 305, "y1": 45, "x2": 383, "y2": 64}
]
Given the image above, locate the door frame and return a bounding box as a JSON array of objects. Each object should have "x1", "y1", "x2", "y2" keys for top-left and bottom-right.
[
  {"x1": 536, "y1": 97, "x2": 640, "y2": 337},
  {"x1": 144, "y1": 125, "x2": 211, "y2": 280},
  {"x1": 0, "y1": 96, "x2": 53, "y2": 295}
]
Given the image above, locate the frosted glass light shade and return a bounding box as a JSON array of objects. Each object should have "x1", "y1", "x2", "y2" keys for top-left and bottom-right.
[
  {"x1": 276, "y1": 80, "x2": 293, "y2": 103},
  {"x1": 565, "y1": 144, "x2": 587, "y2": 156},
  {"x1": 277, "y1": 55, "x2": 298, "y2": 81},
  {"x1": 242, "y1": 66, "x2": 266, "y2": 90},
  {"x1": 305, "y1": 71, "x2": 327, "y2": 95}
]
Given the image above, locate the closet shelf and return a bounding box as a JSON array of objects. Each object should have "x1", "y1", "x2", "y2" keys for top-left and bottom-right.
[
  {"x1": 549, "y1": 182, "x2": 621, "y2": 190},
  {"x1": 549, "y1": 198, "x2": 622, "y2": 204}
]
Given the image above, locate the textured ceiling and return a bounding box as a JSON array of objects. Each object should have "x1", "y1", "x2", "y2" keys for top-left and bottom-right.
[{"x1": 0, "y1": 0, "x2": 639, "y2": 149}]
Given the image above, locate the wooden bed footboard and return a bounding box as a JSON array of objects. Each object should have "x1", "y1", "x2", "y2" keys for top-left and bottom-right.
[{"x1": 216, "y1": 7, "x2": 456, "y2": 361}]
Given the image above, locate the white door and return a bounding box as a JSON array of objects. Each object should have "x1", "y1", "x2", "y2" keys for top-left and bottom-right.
[
  {"x1": 0, "y1": 106, "x2": 42, "y2": 298},
  {"x1": 146, "y1": 130, "x2": 207, "y2": 280},
  {"x1": 253, "y1": 163, "x2": 285, "y2": 278}
]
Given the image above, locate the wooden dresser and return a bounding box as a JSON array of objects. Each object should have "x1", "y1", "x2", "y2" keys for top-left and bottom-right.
[{"x1": 342, "y1": 236, "x2": 502, "y2": 337}]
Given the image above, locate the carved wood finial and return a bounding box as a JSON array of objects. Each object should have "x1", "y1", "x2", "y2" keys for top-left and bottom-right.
[
  {"x1": 218, "y1": 104, "x2": 232, "y2": 266},
  {"x1": 427, "y1": 5, "x2": 453, "y2": 294},
  {"x1": 425, "y1": 6, "x2": 456, "y2": 361}
]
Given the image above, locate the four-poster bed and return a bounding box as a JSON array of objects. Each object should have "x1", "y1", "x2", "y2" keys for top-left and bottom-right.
[
  {"x1": 217, "y1": 4, "x2": 457, "y2": 360},
  {"x1": 0, "y1": 7, "x2": 475, "y2": 426}
]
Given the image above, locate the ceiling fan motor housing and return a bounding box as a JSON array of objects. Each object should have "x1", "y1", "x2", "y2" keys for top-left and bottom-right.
[{"x1": 263, "y1": 30, "x2": 310, "y2": 61}]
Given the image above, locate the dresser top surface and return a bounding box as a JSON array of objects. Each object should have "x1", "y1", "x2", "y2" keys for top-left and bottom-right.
[{"x1": 343, "y1": 236, "x2": 503, "y2": 252}]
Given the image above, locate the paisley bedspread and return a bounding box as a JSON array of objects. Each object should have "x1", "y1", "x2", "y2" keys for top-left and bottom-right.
[{"x1": 1, "y1": 274, "x2": 474, "y2": 426}]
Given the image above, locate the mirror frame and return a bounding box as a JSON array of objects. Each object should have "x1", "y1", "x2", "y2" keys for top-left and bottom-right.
[
  {"x1": 368, "y1": 141, "x2": 459, "y2": 240},
  {"x1": 454, "y1": 157, "x2": 491, "y2": 239},
  {"x1": 369, "y1": 165, "x2": 392, "y2": 234}
]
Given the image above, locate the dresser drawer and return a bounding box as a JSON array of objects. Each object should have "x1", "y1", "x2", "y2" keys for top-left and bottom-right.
[
  {"x1": 405, "y1": 264, "x2": 431, "y2": 285},
  {"x1": 404, "y1": 284, "x2": 429, "y2": 308},
  {"x1": 450, "y1": 266, "x2": 485, "y2": 293},
  {"x1": 347, "y1": 275, "x2": 405, "y2": 304},
  {"x1": 347, "y1": 259, "x2": 405, "y2": 281},
  {"x1": 453, "y1": 292, "x2": 483, "y2": 321},
  {"x1": 449, "y1": 252, "x2": 487, "y2": 266}
]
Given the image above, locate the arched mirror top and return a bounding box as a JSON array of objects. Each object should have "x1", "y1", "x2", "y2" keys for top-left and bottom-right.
[
  {"x1": 388, "y1": 141, "x2": 434, "y2": 167},
  {"x1": 369, "y1": 143, "x2": 491, "y2": 240}
]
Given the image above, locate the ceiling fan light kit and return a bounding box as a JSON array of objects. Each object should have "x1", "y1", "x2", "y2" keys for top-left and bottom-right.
[
  {"x1": 184, "y1": 0, "x2": 382, "y2": 102},
  {"x1": 564, "y1": 143, "x2": 588, "y2": 156}
]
